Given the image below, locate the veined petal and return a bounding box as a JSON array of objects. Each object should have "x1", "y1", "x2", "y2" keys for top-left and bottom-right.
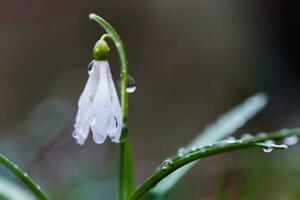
[
  {"x1": 90, "y1": 61, "x2": 111, "y2": 143},
  {"x1": 107, "y1": 65, "x2": 122, "y2": 143},
  {"x1": 73, "y1": 61, "x2": 99, "y2": 145}
]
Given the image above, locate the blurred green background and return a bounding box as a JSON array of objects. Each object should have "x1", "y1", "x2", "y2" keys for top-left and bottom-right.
[{"x1": 1, "y1": 1, "x2": 300, "y2": 199}]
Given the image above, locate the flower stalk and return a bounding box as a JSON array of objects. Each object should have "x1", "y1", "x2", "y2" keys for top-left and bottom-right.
[{"x1": 89, "y1": 13, "x2": 135, "y2": 200}]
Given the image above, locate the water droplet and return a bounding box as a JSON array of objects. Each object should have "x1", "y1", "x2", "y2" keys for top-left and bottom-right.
[
  {"x1": 177, "y1": 148, "x2": 188, "y2": 157},
  {"x1": 161, "y1": 159, "x2": 173, "y2": 169},
  {"x1": 280, "y1": 128, "x2": 289, "y2": 132},
  {"x1": 14, "y1": 164, "x2": 18, "y2": 169},
  {"x1": 126, "y1": 75, "x2": 136, "y2": 93},
  {"x1": 191, "y1": 146, "x2": 199, "y2": 152},
  {"x1": 283, "y1": 136, "x2": 298, "y2": 146},
  {"x1": 199, "y1": 146, "x2": 206, "y2": 153},
  {"x1": 37, "y1": 185, "x2": 41, "y2": 190},
  {"x1": 263, "y1": 140, "x2": 275, "y2": 153},
  {"x1": 72, "y1": 131, "x2": 77, "y2": 138},
  {"x1": 257, "y1": 132, "x2": 267, "y2": 137},
  {"x1": 87, "y1": 60, "x2": 94, "y2": 73},
  {"x1": 241, "y1": 133, "x2": 253, "y2": 140},
  {"x1": 24, "y1": 173, "x2": 28, "y2": 177},
  {"x1": 263, "y1": 147, "x2": 273, "y2": 153},
  {"x1": 226, "y1": 136, "x2": 236, "y2": 144},
  {"x1": 208, "y1": 142, "x2": 216, "y2": 147},
  {"x1": 93, "y1": 134, "x2": 105, "y2": 144}
]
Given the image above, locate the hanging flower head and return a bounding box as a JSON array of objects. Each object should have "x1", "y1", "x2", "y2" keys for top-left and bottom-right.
[{"x1": 73, "y1": 39, "x2": 122, "y2": 145}]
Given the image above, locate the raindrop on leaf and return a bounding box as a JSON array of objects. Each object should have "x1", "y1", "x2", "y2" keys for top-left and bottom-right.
[
  {"x1": 262, "y1": 140, "x2": 275, "y2": 153},
  {"x1": 177, "y1": 148, "x2": 188, "y2": 157},
  {"x1": 161, "y1": 159, "x2": 173, "y2": 169},
  {"x1": 226, "y1": 136, "x2": 236, "y2": 144},
  {"x1": 283, "y1": 136, "x2": 298, "y2": 146}
]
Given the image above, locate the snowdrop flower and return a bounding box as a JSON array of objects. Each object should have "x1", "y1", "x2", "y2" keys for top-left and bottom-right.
[{"x1": 73, "y1": 39, "x2": 122, "y2": 145}]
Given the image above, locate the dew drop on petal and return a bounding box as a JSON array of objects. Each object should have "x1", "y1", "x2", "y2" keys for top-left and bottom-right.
[
  {"x1": 72, "y1": 131, "x2": 77, "y2": 138},
  {"x1": 283, "y1": 136, "x2": 299, "y2": 146},
  {"x1": 93, "y1": 134, "x2": 106, "y2": 144},
  {"x1": 161, "y1": 159, "x2": 173, "y2": 169},
  {"x1": 126, "y1": 75, "x2": 136, "y2": 93},
  {"x1": 177, "y1": 148, "x2": 188, "y2": 157}
]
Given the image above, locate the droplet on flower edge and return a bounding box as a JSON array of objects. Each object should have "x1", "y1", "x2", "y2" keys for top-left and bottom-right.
[
  {"x1": 87, "y1": 60, "x2": 95, "y2": 73},
  {"x1": 126, "y1": 75, "x2": 136, "y2": 93}
]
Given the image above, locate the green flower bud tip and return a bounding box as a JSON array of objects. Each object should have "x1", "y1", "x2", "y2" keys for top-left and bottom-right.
[{"x1": 93, "y1": 39, "x2": 110, "y2": 61}]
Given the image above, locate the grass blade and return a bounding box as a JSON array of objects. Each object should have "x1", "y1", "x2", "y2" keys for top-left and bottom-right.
[{"x1": 150, "y1": 93, "x2": 268, "y2": 198}]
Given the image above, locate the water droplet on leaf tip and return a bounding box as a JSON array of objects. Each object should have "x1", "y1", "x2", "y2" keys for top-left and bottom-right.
[
  {"x1": 283, "y1": 136, "x2": 298, "y2": 146},
  {"x1": 126, "y1": 75, "x2": 136, "y2": 93}
]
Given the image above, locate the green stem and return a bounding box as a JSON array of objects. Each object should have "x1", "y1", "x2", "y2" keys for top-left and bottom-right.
[
  {"x1": 127, "y1": 128, "x2": 300, "y2": 200},
  {"x1": 89, "y1": 13, "x2": 134, "y2": 200},
  {"x1": 0, "y1": 154, "x2": 50, "y2": 200}
]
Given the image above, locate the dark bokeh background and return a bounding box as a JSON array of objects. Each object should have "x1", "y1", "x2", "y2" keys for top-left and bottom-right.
[{"x1": 1, "y1": 1, "x2": 300, "y2": 199}]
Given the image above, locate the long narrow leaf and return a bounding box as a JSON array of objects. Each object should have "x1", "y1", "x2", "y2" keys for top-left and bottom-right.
[
  {"x1": 129, "y1": 128, "x2": 300, "y2": 200},
  {"x1": 150, "y1": 93, "x2": 268, "y2": 198},
  {"x1": 0, "y1": 154, "x2": 50, "y2": 200}
]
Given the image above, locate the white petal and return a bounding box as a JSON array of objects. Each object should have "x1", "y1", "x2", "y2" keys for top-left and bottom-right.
[
  {"x1": 107, "y1": 66, "x2": 122, "y2": 143},
  {"x1": 90, "y1": 61, "x2": 111, "y2": 143},
  {"x1": 73, "y1": 62, "x2": 99, "y2": 145}
]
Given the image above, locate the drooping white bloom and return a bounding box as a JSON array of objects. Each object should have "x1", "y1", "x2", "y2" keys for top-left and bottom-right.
[{"x1": 73, "y1": 60, "x2": 122, "y2": 145}]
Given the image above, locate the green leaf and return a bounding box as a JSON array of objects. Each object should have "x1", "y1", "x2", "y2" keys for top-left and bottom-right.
[
  {"x1": 150, "y1": 93, "x2": 268, "y2": 198},
  {"x1": 0, "y1": 154, "x2": 50, "y2": 200},
  {"x1": 128, "y1": 128, "x2": 300, "y2": 200},
  {"x1": 0, "y1": 178, "x2": 35, "y2": 200}
]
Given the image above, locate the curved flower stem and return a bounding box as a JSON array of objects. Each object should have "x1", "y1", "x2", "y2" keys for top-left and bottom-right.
[
  {"x1": 89, "y1": 13, "x2": 134, "y2": 200},
  {"x1": 127, "y1": 128, "x2": 300, "y2": 200},
  {"x1": 0, "y1": 153, "x2": 50, "y2": 200}
]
